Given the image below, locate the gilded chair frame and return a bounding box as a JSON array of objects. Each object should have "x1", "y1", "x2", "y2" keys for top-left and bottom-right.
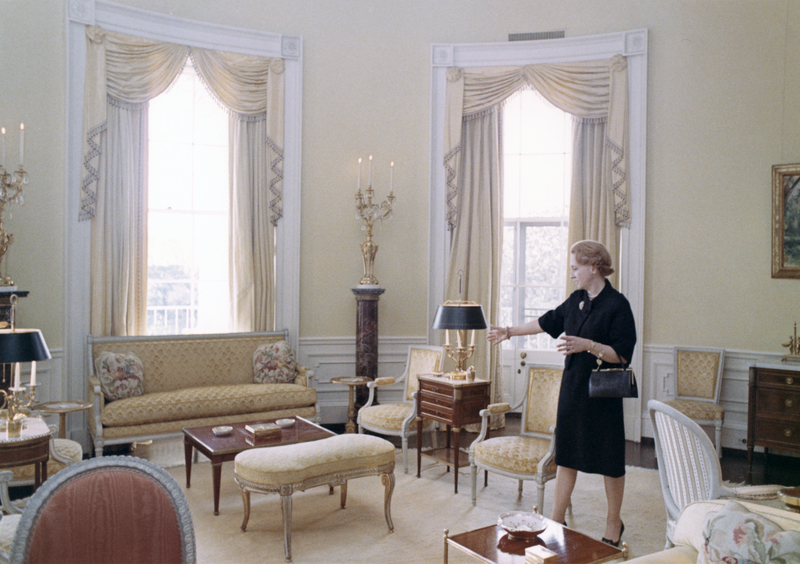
[
  {"x1": 357, "y1": 345, "x2": 444, "y2": 473},
  {"x1": 666, "y1": 346, "x2": 726, "y2": 456},
  {"x1": 469, "y1": 365, "x2": 561, "y2": 514}
]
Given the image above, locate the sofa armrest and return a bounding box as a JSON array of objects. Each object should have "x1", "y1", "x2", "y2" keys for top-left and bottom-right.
[
  {"x1": 295, "y1": 364, "x2": 314, "y2": 388},
  {"x1": 87, "y1": 374, "x2": 104, "y2": 435}
]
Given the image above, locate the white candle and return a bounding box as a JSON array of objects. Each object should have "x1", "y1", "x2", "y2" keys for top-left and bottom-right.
[
  {"x1": 1, "y1": 127, "x2": 5, "y2": 168},
  {"x1": 390, "y1": 161, "x2": 394, "y2": 193},
  {"x1": 457, "y1": 330, "x2": 462, "y2": 348},
  {"x1": 445, "y1": 330, "x2": 449, "y2": 347},
  {"x1": 14, "y1": 362, "x2": 20, "y2": 389},
  {"x1": 19, "y1": 123, "x2": 24, "y2": 167},
  {"x1": 30, "y1": 361, "x2": 36, "y2": 386},
  {"x1": 357, "y1": 158, "x2": 362, "y2": 191},
  {"x1": 470, "y1": 329, "x2": 475, "y2": 347},
  {"x1": 368, "y1": 155, "x2": 372, "y2": 186}
]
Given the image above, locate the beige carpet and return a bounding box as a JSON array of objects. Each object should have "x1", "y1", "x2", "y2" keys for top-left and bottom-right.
[{"x1": 141, "y1": 440, "x2": 670, "y2": 563}]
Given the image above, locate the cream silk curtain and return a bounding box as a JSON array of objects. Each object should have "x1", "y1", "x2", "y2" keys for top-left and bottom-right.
[
  {"x1": 445, "y1": 106, "x2": 505, "y2": 428},
  {"x1": 81, "y1": 26, "x2": 284, "y2": 335},
  {"x1": 443, "y1": 56, "x2": 629, "y2": 407}
]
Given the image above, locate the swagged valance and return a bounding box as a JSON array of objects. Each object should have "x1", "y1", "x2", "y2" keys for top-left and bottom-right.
[
  {"x1": 443, "y1": 55, "x2": 629, "y2": 230},
  {"x1": 80, "y1": 25, "x2": 285, "y2": 225}
]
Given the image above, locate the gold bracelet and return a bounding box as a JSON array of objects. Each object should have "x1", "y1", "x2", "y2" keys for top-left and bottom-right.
[{"x1": 504, "y1": 326, "x2": 511, "y2": 341}]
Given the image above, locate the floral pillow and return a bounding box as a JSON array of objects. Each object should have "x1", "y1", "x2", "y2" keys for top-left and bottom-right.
[
  {"x1": 95, "y1": 351, "x2": 145, "y2": 401},
  {"x1": 253, "y1": 341, "x2": 297, "y2": 384},
  {"x1": 698, "y1": 500, "x2": 800, "y2": 564}
]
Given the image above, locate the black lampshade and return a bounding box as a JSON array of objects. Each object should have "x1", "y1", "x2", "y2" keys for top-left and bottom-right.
[
  {"x1": 432, "y1": 302, "x2": 488, "y2": 330},
  {"x1": 0, "y1": 329, "x2": 51, "y2": 363}
]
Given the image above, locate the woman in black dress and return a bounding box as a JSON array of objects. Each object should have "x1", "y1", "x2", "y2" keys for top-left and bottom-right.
[{"x1": 488, "y1": 240, "x2": 636, "y2": 547}]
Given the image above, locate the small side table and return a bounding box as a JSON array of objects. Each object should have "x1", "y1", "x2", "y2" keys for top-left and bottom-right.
[
  {"x1": 0, "y1": 417, "x2": 51, "y2": 489},
  {"x1": 33, "y1": 401, "x2": 93, "y2": 439},
  {"x1": 417, "y1": 375, "x2": 490, "y2": 493},
  {"x1": 330, "y1": 376, "x2": 371, "y2": 433}
]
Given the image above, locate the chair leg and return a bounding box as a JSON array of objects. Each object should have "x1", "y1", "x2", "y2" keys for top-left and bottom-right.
[
  {"x1": 535, "y1": 481, "x2": 544, "y2": 515},
  {"x1": 281, "y1": 492, "x2": 293, "y2": 563},
  {"x1": 470, "y1": 464, "x2": 478, "y2": 505},
  {"x1": 382, "y1": 472, "x2": 395, "y2": 532},
  {"x1": 715, "y1": 421, "x2": 722, "y2": 458},
  {"x1": 518, "y1": 479, "x2": 523, "y2": 498},
  {"x1": 401, "y1": 436, "x2": 409, "y2": 474}
]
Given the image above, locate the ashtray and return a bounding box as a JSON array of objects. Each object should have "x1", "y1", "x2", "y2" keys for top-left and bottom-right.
[
  {"x1": 498, "y1": 511, "x2": 547, "y2": 540},
  {"x1": 212, "y1": 426, "x2": 232, "y2": 436},
  {"x1": 778, "y1": 486, "x2": 800, "y2": 513},
  {"x1": 275, "y1": 419, "x2": 295, "y2": 428}
]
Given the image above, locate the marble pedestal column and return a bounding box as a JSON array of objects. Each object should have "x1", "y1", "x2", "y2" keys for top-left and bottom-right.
[{"x1": 352, "y1": 286, "x2": 385, "y2": 407}]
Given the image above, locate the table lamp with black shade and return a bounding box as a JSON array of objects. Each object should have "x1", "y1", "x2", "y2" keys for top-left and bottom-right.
[
  {"x1": 432, "y1": 300, "x2": 487, "y2": 380},
  {"x1": 0, "y1": 324, "x2": 51, "y2": 438}
]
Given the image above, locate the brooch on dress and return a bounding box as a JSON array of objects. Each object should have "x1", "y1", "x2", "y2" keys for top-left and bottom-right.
[{"x1": 579, "y1": 301, "x2": 585, "y2": 310}]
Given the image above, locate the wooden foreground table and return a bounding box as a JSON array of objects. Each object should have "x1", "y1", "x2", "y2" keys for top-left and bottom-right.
[{"x1": 444, "y1": 519, "x2": 626, "y2": 564}]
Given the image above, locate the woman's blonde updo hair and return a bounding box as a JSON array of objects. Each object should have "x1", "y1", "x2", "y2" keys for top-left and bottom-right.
[{"x1": 570, "y1": 240, "x2": 615, "y2": 277}]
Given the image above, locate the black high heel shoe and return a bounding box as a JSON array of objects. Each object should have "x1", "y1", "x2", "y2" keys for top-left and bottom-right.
[{"x1": 601, "y1": 521, "x2": 624, "y2": 547}]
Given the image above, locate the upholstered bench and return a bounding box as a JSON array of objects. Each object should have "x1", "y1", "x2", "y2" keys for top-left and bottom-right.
[{"x1": 234, "y1": 434, "x2": 396, "y2": 563}]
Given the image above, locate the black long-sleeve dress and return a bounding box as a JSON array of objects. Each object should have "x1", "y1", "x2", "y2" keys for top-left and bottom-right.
[{"x1": 538, "y1": 279, "x2": 636, "y2": 478}]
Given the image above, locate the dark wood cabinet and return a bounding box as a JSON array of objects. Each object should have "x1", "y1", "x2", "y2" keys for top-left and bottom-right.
[
  {"x1": 747, "y1": 363, "x2": 800, "y2": 482},
  {"x1": 416, "y1": 375, "x2": 490, "y2": 493}
]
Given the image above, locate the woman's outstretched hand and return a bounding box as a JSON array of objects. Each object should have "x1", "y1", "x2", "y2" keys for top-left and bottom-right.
[
  {"x1": 557, "y1": 335, "x2": 591, "y2": 356},
  {"x1": 487, "y1": 325, "x2": 507, "y2": 345}
]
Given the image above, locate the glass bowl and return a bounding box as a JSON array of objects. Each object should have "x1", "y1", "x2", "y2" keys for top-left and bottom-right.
[
  {"x1": 212, "y1": 426, "x2": 232, "y2": 436},
  {"x1": 276, "y1": 418, "x2": 295, "y2": 428},
  {"x1": 498, "y1": 511, "x2": 547, "y2": 540},
  {"x1": 778, "y1": 486, "x2": 800, "y2": 513}
]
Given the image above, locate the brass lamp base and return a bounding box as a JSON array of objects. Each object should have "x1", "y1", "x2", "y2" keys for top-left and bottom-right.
[{"x1": 5, "y1": 418, "x2": 22, "y2": 438}]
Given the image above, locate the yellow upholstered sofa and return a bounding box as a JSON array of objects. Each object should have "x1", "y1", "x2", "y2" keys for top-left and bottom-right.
[
  {"x1": 627, "y1": 499, "x2": 800, "y2": 563},
  {"x1": 87, "y1": 331, "x2": 317, "y2": 456}
]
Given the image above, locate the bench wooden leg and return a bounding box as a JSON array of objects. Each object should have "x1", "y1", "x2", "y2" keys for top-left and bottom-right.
[
  {"x1": 281, "y1": 492, "x2": 293, "y2": 563},
  {"x1": 382, "y1": 472, "x2": 395, "y2": 532},
  {"x1": 340, "y1": 481, "x2": 348, "y2": 508},
  {"x1": 240, "y1": 490, "x2": 251, "y2": 531}
]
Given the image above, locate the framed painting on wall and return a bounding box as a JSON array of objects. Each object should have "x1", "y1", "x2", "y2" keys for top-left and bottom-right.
[{"x1": 772, "y1": 163, "x2": 800, "y2": 278}]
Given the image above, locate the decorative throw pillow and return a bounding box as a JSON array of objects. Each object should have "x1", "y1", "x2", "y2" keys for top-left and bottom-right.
[
  {"x1": 94, "y1": 351, "x2": 145, "y2": 401},
  {"x1": 253, "y1": 341, "x2": 297, "y2": 384},
  {"x1": 698, "y1": 500, "x2": 800, "y2": 564}
]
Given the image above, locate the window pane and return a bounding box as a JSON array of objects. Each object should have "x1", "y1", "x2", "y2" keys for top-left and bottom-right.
[
  {"x1": 502, "y1": 89, "x2": 572, "y2": 352},
  {"x1": 148, "y1": 60, "x2": 229, "y2": 336}
]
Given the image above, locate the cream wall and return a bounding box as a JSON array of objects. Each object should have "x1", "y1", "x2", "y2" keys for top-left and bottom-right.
[{"x1": 2, "y1": 0, "x2": 799, "y2": 356}]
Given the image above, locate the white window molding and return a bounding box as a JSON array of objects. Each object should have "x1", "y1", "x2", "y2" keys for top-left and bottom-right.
[
  {"x1": 64, "y1": 1, "x2": 303, "y2": 405},
  {"x1": 428, "y1": 29, "x2": 647, "y2": 438}
]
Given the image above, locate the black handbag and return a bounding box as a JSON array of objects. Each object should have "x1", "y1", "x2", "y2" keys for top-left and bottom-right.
[{"x1": 588, "y1": 363, "x2": 638, "y2": 398}]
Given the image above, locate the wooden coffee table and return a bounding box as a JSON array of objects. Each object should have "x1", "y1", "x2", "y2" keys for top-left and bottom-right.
[
  {"x1": 183, "y1": 416, "x2": 335, "y2": 515},
  {"x1": 443, "y1": 519, "x2": 626, "y2": 563}
]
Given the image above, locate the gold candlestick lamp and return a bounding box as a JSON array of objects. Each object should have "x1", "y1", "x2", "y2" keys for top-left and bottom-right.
[{"x1": 354, "y1": 156, "x2": 396, "y2": 286}]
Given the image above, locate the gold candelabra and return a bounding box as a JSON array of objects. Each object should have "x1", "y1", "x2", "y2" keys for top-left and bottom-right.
[
  {"x1": 354, "y1": 156, "x2": 396, "y2": 286},
  {"x1": 1, "y1": 383, "x2": 37, "y2": 438},
  {"x1": 782, "y1": 322, "x2": 800, "y2": 363},
  {"x1": 0, "y1": 124, "x2": 28, "y2": 287}
]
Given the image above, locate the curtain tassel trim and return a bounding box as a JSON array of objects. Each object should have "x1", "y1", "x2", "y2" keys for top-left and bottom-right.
[
  {"x1": 267, "y1": 135, "x2": 284, "y2": 226},
  {"x1": 79, "y1": 121, "x2": 107, "y2": 222},
  {"x1": 607, "y1": 138, "x2": 630, "y2": 228},
  {"x1": 444, "y1": 144, "x2": 461, "y2": 232}
]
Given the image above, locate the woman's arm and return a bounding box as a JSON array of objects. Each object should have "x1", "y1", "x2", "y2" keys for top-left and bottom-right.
[
  {"x1": 487, "y1": 319, "x2": 543, "y2": 345},
  {"x1": 557, "y1": 335, "x2": 625, "y2": 363}
]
